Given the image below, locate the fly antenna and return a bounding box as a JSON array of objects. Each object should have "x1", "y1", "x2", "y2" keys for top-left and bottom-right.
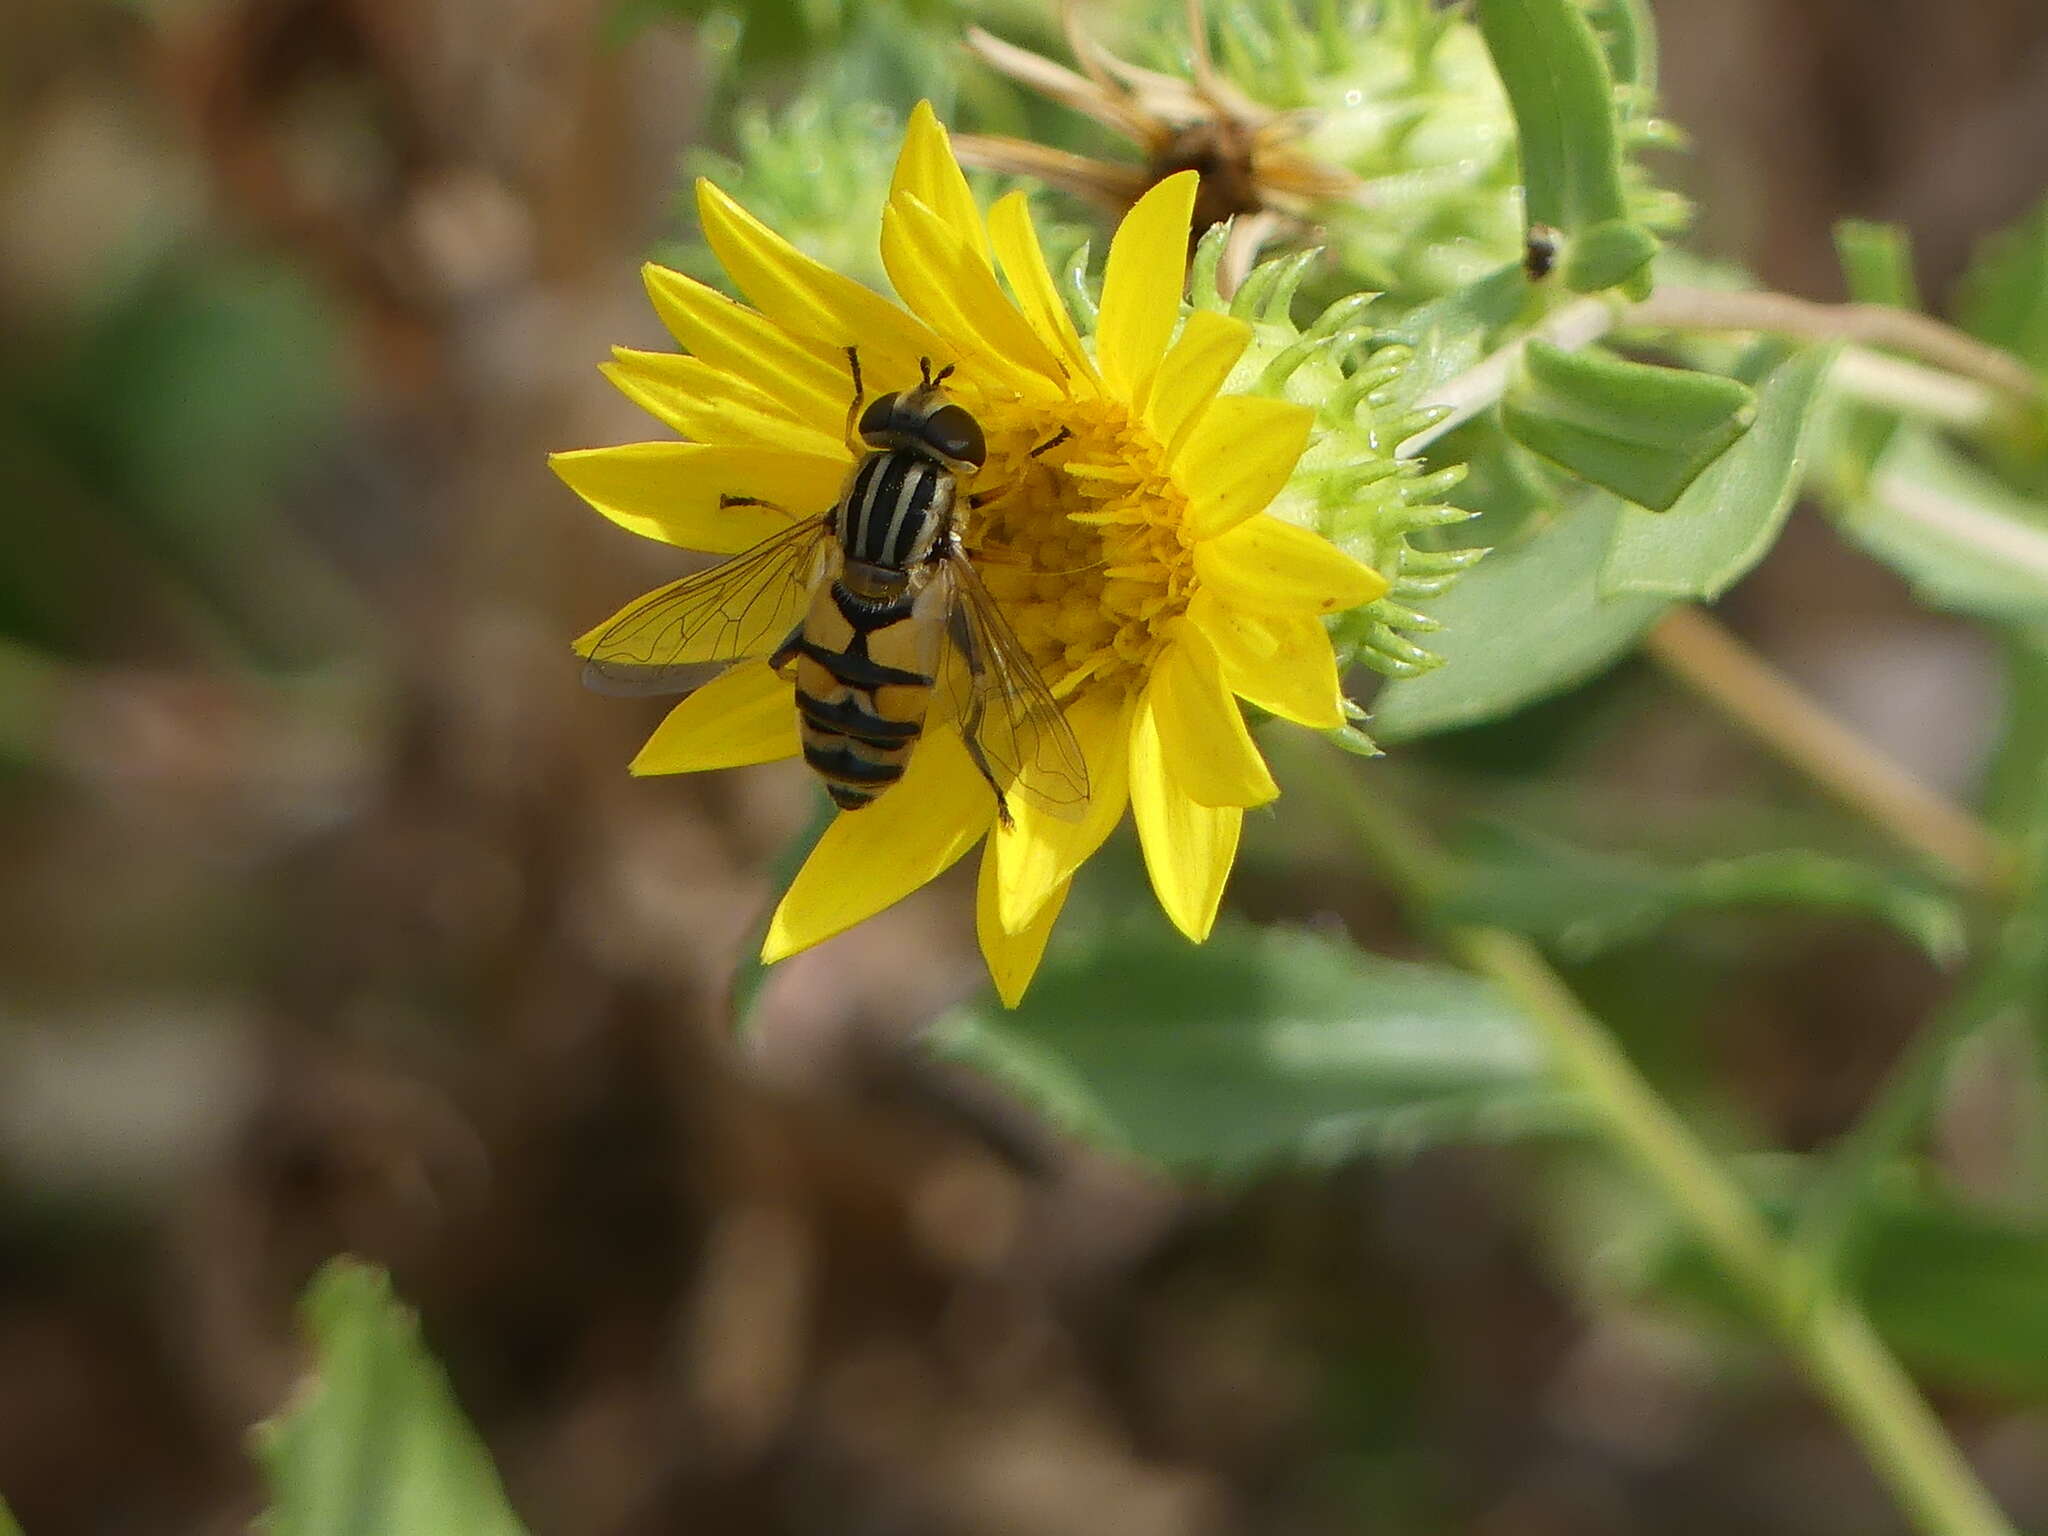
[{"x1": 843, "y1": 345, "x2": 865, "y2": 453}]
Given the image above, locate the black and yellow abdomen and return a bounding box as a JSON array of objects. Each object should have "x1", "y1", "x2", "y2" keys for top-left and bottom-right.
[
  {"x1": 787, "y1": 576, "x2": 941, "y2": 811},
  {"x1": 770, "y1": 412, "x2": 965, "y2": 813}
]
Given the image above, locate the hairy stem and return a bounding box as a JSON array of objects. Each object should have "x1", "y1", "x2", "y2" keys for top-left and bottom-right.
[
  {"x1": 1831, "y1": 347, "x2": 2009, "y2": 433},
  {"x1": 1643, "y1": 606, "x2": 2012, "y2": 895},
  {"x1": 1632, "y1": 285, "x2": 2040, "y2": 404},
  {"x1": 1305, "y1": 758, "x2": 2020, "y2": 1536}
]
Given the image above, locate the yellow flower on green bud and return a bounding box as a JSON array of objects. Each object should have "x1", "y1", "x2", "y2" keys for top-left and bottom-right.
[{"x1": 554, "y1": 103, "x2": 1409, "y2": 1003}]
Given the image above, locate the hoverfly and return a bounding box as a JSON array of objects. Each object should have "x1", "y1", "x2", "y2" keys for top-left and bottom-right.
[{"x1": 580, "y1": 353, "x2": 1089, "y2": 826}]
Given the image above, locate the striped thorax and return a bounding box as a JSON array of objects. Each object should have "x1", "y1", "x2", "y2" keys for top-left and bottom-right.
[{"x1": 777, "y1": 361, "x2": 986, "y2": 811}]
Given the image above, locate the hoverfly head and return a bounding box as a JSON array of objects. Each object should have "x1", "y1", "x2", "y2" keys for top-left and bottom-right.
[{"x1": 860, "y1": 361, "x2": 984, "y2": 471}]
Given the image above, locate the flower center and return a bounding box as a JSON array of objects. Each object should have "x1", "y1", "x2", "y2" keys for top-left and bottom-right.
[{"x1": 960, "y1": 396, "x2": 1193, "y2": 703}]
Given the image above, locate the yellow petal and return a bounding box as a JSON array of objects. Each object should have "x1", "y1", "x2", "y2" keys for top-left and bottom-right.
[
  {"x1": 1188, "y1": 590, "x2": 1345, "y2": 729},
  {"x1": 1194, "y1": 514, "x2": 1391, "y2": 616},
  {"x1": 1148, "y1": 311, "x2": 1251, "y2": 453},
  {"x1": 987, "y1": 190, "x2": 1096, "y2": 387},
  {"x1": 879, "y1": 194, "x2": 1065, "y2": 392},
  {"x1": 640, "y1": 262, "x2": 848, "y2": 424},
  {"x1": 696, "y1": 179, "x2": 944, "y2": 385},
  {"x1": 1096, "y1": 170, "x2": 1198, "y2": 406},
  {"x1": 1129, "y1": 697, "x2": 1242, "y2": 943},
  {"x1": 629, "y1": 660, "x2": 799, "y2": 774},
  {"x1": 762, "y1": 728, "x2": 994, "y2": 962},
  {"x1": 603, "y1": 350, "x2": 846, "y2": 457},
  {"x1": 993, "y1": 689, "x2": 1131, "y2": 933},
  {"x1": 890, "y1": 101, "x2": 990, "y2": 268},
  {"x1": 550, "y1": 443, "x2": 843, "y2": 550},
  {"x1": 1179, "y1": 396, "x2": 1313, "y2": 539},
  {"x1": 1145, "y1": 627, "x2": 1279, "y2": 809},
  {"x1": 977, "y1": 842, "x2": 1069, "y2": 1008}
]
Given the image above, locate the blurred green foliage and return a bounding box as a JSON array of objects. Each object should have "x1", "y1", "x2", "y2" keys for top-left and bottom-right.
[
  {"x1": 934, "y1": 895, "x2": 1580, "y2": 1177},
  {"x1": 1438, "y1": 822, "x2": 1965, "y2": 965},
  {"x1": 255, "y1": 1261, "x2": 529, "y2": 1536},
  {"x1": 0, "y1": 247, "x2": 344, "y2": 670}
]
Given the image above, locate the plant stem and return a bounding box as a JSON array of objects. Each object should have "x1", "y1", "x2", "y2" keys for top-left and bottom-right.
[
  {"x1": 1643, "y1": 606, "x2": 2012, "y2": 895},
  {"x1": 1831, "y1": 347, "x2": 2008, "y2": 433},
  {"x1": 1631, "y1": 285, "x2": 2041, "y2": 405},
  {"x1": 1306, "y1": 760, "x2": 2020, "y2": 1536}
]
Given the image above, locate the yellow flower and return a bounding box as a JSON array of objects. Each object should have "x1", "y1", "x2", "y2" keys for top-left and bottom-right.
[{"x1": 554, "y1": 102, "x2": 1388, "y2": 1004}]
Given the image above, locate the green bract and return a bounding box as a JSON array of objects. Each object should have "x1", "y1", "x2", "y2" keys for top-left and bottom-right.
[{"x1": 1183, "y1": 229, "x2": 1477, "y2": 689}]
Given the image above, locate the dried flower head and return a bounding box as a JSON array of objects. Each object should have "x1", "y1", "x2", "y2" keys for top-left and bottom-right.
[{"x1": 955, "y1": 0, "x2": 1361, "y2": 288}]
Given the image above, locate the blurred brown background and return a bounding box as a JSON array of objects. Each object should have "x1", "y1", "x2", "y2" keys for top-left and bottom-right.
[{"x1": 3, "y1": 2, "x2": 2047, "y2": 1532}]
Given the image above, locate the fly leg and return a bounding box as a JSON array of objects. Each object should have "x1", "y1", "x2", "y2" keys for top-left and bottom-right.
[
  {"x1": 947, "y1": 602, "x2": 1014, "y2": 829},
  {"x1": 966, "y1": 430, "x2": 1068, "y2": 514},
  {"x1": 768, "y1": 623, "x2": 808, "y2": 681},
  {"x1": 967, "y1": 427, "x2": 1071, "y2": 514},
  {"x1": 722, "y1": 493, "x2": 836, "y2": 538}
]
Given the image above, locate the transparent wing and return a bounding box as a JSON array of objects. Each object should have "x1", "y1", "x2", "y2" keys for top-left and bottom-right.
[
  {"x1": 939, "y1": 552, "x2": 1090, "y2": 822},
  {"x1": 578, "y1": 515, "x2": 832, "y2": 697}
]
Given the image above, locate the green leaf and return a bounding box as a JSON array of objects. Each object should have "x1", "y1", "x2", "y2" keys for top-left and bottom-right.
[
  {"x1": 1559, "y1": 218, "x2": 1660, "y2": 294},
  {"x1": 1985, "y1": 627, "x2": 2048, "y2": 836},
  {"x1": 1833, "y1": 426, "x2": 2048, "y2": 625},
  {"x1": 1955, "y1": 194, "x2": 2048, "y2": 374},
  {"x1": 1972, "y1": 626, "x2": 2048, "y2": 1072},
  {"x1": 0, "y1": 1495, "x2": 20, "y2": 1536},
  {"x1": 1577, "y1": 0, "x2": 1658, "y2": 93},
  {"x1": 1380, "y1": 262, "x2": 1535, "y2": 404},
  {"x1": 1371, "y1": 492, "x2": 1668, "y2": 741},
  {"x1": 1827, "y1": 222, "x2": 1918, "y2": 482},
  {"x1": 1600, "y1": 344, "x2": 1835, "y2": 599},
  {"x1": 1439, "y1": 822, "x2": 1964, "y2": 964},
  {"x1": 1420, "y1": 418, "x2": 1559, "y2": 550},
  {"x1": 1501, "y1": 341, "x2": 1757, "y2": 511},
  {"x1": 1855, "y1": 1191, "x2": 2048, "y2": 1399},
  {"x1": 1476, "y1": 0, "x2": 1631, "y2": 236},
  {"x1": 929, "y1": 919, "x2": 1573, "y2": 1177},
  {"x1": 255, "y1": 1260, "x2": 528, "y2": 1536},
  {"x1": 1833, "y1": 220, "x2": 1922, "y2": 310},
  {"x1": 1645, "y1": 1168, "x2": 2048, "y2": 1399}
]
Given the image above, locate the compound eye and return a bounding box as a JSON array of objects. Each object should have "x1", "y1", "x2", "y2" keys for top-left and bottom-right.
[
  {"x1": 924, "y1": 403, "x2": 986, "y2": 468},
  {"x1": 857, "y1": 393, "x2": 898, "y2": 443}
]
